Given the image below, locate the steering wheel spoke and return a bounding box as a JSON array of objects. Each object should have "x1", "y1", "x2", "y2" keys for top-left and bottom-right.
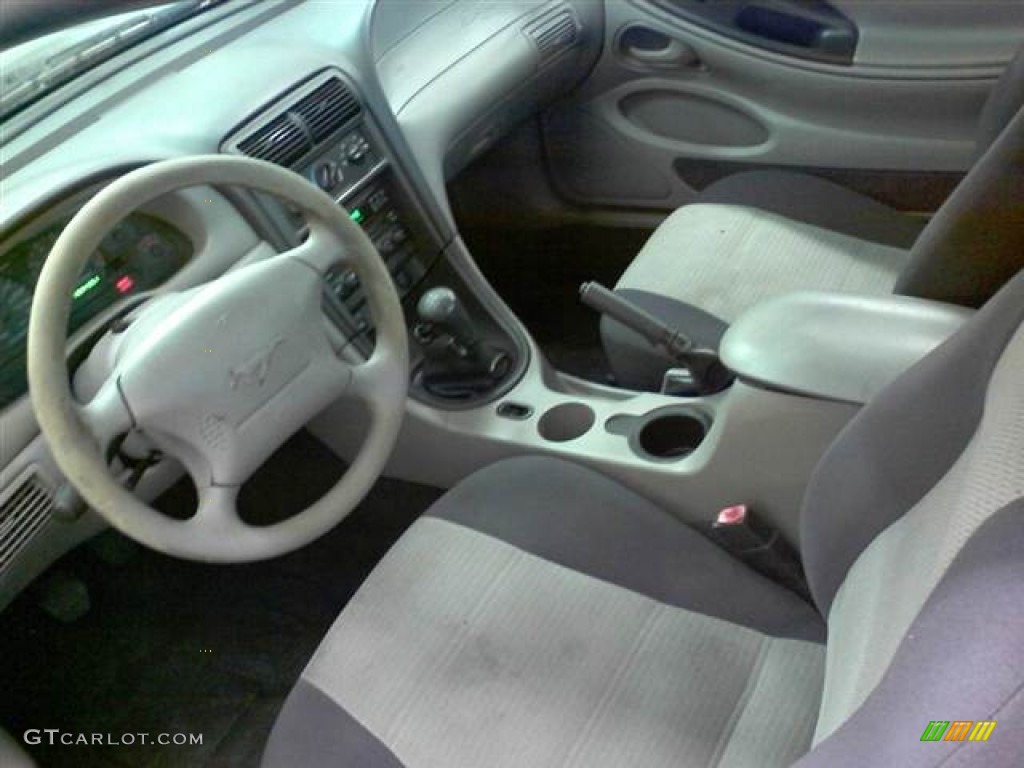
[
  {"x1": 77, "y1": 376, "x2": 134, "y2": 456},
  {"x1": 287, "y1": 220, "x2": 356, "y2": 274},
  {"x1": 348, "y1": 341, "x2": 408, "y2": 412},
  {"x1": 192, "y1": 483, "x2": 243, "y2": 533}
]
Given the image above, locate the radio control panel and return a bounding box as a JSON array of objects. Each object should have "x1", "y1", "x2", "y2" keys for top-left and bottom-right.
[
  {"x1": 322, "y1": 174, "x2": 431, "y2": 338},
  {"x1": 222, "y1": 71, "x2": 521, "y2": 406}
]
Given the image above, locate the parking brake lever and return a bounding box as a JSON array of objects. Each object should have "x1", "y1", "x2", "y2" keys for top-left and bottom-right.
[
  {"x1": 581, "y1": 282, "x2": 694, "y2": 357},
  {"x1": 580, "y1": 282, "x2": 733, "y2": 396}
]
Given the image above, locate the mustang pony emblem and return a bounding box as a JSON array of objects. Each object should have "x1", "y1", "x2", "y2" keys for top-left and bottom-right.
[{"x1": 229, "y1": 339, "x2": 284, "y2": 390}]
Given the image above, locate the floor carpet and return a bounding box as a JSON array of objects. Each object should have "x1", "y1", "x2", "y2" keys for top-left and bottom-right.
[{"x1": 0, "y1": 431, "x2": 442, "y2": 767}]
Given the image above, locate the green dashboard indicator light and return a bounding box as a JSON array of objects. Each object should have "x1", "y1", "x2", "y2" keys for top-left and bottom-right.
[
  {"x1": 72, "y1": 274, "x2": 102, "y2": 300},
  {"x1": 349, "y1": 207, "x2": 365, "y2": 224}
]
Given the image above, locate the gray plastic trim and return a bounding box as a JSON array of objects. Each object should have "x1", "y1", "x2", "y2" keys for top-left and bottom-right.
[
  {"x1": 593, "y1": 76, "x2": 974, "y2": 168},
  {"x1": 374, "y1": 0, "x2": 551, "y2": 113},
  {"x1": 629, "y1": 0, "x2": 1022, "y2": 76},
  {"x1": 543, "y1": 0, "x2": 1017, "y2": 211},
  {"x1": 375, "y1": 0, "x2": 602, "y2": 221},
  {"x1": 831, "y1": 0, "x2": 1024, "y2": 69},
  {"x1": 312, "y1": 329, "x2": 860, "y2": 547},
  {"x1": 720, "y1": 292, "x2": 973, "y2": 405}
]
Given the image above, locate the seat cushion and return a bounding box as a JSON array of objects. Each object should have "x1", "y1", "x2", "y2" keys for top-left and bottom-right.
[
  {"x1": 264, "y1": 457, "x2": 826, "y2": 768},
  {"x1": 424, "y1": 457, "x2": 823, "y2": 640},
  {"x1": 698, "y1": 170, "x2": 926, "y2": 248},
  {"x1": 604, "y1": 203, "x2": 911, "y2": 388},
  {"x1": 614, "y1": 204, "x2": 909, "y2": 326}
]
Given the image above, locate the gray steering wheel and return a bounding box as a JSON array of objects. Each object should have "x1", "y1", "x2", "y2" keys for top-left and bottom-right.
[{"x1": 28, "y1": 156, "x2": 409, "y2": 562}]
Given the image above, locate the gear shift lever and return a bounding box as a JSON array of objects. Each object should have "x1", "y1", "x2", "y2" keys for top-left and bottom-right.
[
  {"x1": 416, "y1": 287, "x2": 478, "y2": 350},
  {"x1": 414, "y1": 286, "x2": 510, "y2": 399}
]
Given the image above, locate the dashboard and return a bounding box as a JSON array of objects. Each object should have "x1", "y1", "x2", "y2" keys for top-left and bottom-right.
[
  {"x1": 0, "y1": 0, "x2": 601, "y2": 611},
  {"x1": 220, "y1": 70, "x2": 446, "y2": 357},
  {"x1": 0, "y1": 213, "x2": 192, "y2": 409}
]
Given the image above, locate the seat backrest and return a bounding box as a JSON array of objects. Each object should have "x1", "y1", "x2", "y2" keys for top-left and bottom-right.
[
  {"x1": 976, "y1": 42, "x2": 1024, "y2": 156},
  {"x1": 894, "y1": 44, "x2": 1024, "y2": 309},
  {"x1": 797, "y1": 269, "x2": 1024, "y2": 763}
]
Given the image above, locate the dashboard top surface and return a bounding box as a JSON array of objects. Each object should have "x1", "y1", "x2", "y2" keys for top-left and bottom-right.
[{"x1": 1, "y1": 1, "x2": 375, "y2": 223}]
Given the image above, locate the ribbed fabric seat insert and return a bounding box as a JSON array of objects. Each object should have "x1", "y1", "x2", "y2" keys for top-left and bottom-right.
[{"x1": 304, "y1": 518, "x2": 825, "y2": 768}]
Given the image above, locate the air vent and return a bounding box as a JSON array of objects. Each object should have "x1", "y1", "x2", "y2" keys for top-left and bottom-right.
[
  {"x1": 290, "y1": 78, "x2": 361, "y2": 143},
  {"x1": 0, "y1": 471, "x2": 54, "y2": 572},
  {"x1": 525, "y1": 6, "x2": 580, "y2": 61},
  {"x1": 231, "y1": 75, "x2": 362, "y2": 167},
  {"x1": 236, "y1": 113, "x2": 310, "y2": 167}
]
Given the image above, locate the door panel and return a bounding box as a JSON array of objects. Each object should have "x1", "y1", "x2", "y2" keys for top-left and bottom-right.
[
  {"x1": 543, "y1": 0, "x2": 1024, "y2": 212},
  {"x1": 645, "y1": 0, "x2": 859, "y2": 65},
  {"x1": 832, "y1": 0, "x2": 1024, "y2": 68}
]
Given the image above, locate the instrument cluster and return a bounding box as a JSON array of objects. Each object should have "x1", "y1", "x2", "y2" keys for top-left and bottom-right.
[{"x1": 0, "y1": 212, "x2": 192, "y2": 409}]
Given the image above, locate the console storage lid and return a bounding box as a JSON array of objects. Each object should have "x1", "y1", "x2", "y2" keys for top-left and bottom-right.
[{"x1": 720, "y1": 292, "x2": 973, "y2": 404}]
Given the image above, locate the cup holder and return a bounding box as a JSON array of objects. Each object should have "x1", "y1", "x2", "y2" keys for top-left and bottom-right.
[
  {"x1": 631, "y1": 407, "x2": 711, "y2": 461},
  {"x1": 538, "y1": 402, "x2": 596, "y2": 443}
]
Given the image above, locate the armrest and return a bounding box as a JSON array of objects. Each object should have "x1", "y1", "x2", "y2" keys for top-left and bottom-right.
[{"x1": 720, "y1": 292, "x2": 973, "y2": 404}]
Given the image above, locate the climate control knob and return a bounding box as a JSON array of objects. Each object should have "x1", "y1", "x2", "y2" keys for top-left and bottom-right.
[{"x1": 314, "y1": 161, "x2": 341, "y2": 191}]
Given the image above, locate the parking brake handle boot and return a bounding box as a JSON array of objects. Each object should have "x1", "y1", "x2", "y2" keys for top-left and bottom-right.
[{"x1": 580, "y1": 281, "x2": 733, "y2": 396}]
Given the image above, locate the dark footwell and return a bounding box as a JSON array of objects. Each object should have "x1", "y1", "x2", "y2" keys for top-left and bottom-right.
[
  {"x1": 463, "y1": 223, "x2": 651, "y2": 384},
  {"x1": 0, "y1": 432, "x2": 442, "y2": 767}
]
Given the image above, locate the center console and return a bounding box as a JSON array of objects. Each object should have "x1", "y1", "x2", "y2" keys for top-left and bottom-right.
[
  {"x1": 217, "y1": 67, "x2": 889, "y2": 554},
  {"x1": 221, "y1": 70, "x2": 523, "y2": 406}
]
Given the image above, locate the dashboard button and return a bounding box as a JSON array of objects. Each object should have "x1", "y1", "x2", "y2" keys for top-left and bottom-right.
[{"x1": 367, "y1": 190, "x2": 388, "y2": 212}]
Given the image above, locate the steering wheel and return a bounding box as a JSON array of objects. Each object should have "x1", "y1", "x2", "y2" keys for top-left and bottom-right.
[{"x1": 28, "y1": 156, "x2": 409, "y2": 562}]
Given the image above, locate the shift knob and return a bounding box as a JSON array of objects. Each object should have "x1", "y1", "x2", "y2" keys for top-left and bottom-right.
[{"x1": 416, "y1": 287, "x2": 477, "y2": 345}]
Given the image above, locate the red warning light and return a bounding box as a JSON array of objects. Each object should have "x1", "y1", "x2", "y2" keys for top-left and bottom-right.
[{"x1": 115, "y1": 275, "x2": 135, "y2": 294}]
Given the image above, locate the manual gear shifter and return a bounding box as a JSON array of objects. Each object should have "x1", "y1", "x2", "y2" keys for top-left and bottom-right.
[
  {"x1": 414, "y1": 286, "x2": 510, "y2": 399},
  {"x1": 416, "y1": 287, "x2": 478, "y2": 352}
]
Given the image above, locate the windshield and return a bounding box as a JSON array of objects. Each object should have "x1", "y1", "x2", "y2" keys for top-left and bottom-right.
[{"x1": 0, "y1": 0, "x2": 225, "y2": 120}]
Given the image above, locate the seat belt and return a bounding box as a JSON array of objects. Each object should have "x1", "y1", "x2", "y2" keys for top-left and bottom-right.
[{"x1": 706, "y1": 505, "x2": 812, "y2": 602}]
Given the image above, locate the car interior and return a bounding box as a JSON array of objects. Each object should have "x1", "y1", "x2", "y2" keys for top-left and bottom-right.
[{"x1": 1, "y1": 1, "x2": 1023, "y2": 766}]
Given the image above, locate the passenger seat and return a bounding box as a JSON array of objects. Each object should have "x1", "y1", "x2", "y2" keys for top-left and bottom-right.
[{"x1": 604, "y1": 44, "x2": 1024, "y2": 391}]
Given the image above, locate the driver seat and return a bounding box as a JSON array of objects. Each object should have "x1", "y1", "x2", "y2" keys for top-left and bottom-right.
[{"x1": 264, "y1": 269, "x2": 1024, "y2": 767}]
